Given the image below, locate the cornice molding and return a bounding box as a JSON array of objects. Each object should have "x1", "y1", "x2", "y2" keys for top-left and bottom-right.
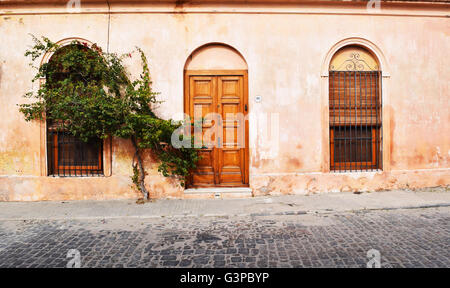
[
  {"x1": 1, "y1": 0, "x2": 449, "y2": 4},
  {"x1": 1, "y1": 0, "x2": 448, "y2": 16}
]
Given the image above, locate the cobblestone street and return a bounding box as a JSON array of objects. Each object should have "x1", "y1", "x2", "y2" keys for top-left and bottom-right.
[{"x1": 0, "y1": 207, "x2": 448, "y2": 268}]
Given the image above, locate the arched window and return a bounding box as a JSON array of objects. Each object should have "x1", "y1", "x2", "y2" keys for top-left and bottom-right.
[
  {"x1": 46, "y1": 44, "x2": 103, "y2": 176},
  {"x1": 329, "y1": 46, "x2": 382, "y2": 171}
]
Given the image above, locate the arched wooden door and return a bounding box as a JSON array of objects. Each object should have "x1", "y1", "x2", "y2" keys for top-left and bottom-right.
[{"x1": 184, "y1": 44, "x2": 249, "y2": 188}]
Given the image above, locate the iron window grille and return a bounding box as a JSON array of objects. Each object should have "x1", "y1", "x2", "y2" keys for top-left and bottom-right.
[
  {"x1": 329, "y1": 71, "x2": 382, "y2": 172},
  {"x1": 47, "y1": 126, "x2": 103, "y2": 176}
]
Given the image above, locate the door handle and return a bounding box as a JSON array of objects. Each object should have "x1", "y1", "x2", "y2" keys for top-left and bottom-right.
[
  {"x1": 245, "y1": 104, "x2": 248, "y2": 112},
  {"x1": 218, "y1": 136, "x2": 221, "y2": 148}
]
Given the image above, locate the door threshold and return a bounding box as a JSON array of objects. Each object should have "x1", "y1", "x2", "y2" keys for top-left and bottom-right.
[{"x1": 184, "y1": 187, "x2": 252, "y2": 198}]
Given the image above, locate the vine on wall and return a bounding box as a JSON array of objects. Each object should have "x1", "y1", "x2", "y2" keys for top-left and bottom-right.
[{"x1": 19, "y1": 36, "x2": 199, "y2": 199}]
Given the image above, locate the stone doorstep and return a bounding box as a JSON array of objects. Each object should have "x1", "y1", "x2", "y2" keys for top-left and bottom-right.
[{"x1": 183, "y1": 187, "x2": 253, "y2": 198}]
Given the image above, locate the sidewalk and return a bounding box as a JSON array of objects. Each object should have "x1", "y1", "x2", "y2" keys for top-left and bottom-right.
[{"x1": 0, "y1": 188, "x2": 449, "y2": 221}]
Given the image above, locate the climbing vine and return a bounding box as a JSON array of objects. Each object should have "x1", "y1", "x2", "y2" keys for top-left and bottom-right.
[{"x1": 19, "y1": 35, "x2": 200, "y2": 199}]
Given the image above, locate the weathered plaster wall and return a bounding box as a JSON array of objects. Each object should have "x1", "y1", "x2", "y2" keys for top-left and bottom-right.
[{"x1": 0, "y1": 2, "x2": 449, "y2": 200}]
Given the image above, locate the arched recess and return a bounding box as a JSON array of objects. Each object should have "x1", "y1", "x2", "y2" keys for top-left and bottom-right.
[
  {"x1": 321, "y1": 37, "x2": 390, "y2": 77},
  {"x1": 184, "y1": 43, "x2": 249, "y2": 188},
  {"x1": 38, "y1": 38, "x2": 111, "y2": 177},
  {"x1": 320, "y1": 38, "x2": 391, "y2": 173},
  {"x1": 329, "y1": 46, "x2": 379, "y2": 72},
  {"x1": 40, "y1": 38, "x2": 96, "y2": 67},
  {"x1": 184, "y1": 43, "x2": 248, "y2": 71}
]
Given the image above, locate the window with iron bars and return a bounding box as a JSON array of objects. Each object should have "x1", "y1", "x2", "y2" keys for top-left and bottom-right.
[
  {"x1": 47, "y1": 126, "x2": 103, "y2": 176},
  {"x1": 329, "y1": 70, "x2": 382, "y2": 172},
  {"x1": 46, "y1": 44, "x2": 104, "y2": 177}
]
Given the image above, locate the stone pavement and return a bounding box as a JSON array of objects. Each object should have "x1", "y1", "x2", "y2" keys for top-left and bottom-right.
[
  {"x1": 0, "y1": 187, "x2": 449, "y2": 220},
  {"x1": 0, "y1": 207, "x2": 448, "y2": 268},
  {"x1": 0, "y1": 188, "x2": 449, "y2": 268}
]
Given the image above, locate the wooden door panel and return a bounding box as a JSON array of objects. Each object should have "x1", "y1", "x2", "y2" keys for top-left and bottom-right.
[
  {"x1": 217, "y1": 76, "x2": 245, "y2": 185},
  {"x1": 219, "y1": 149, "x2": 244, "y2": 184},
  {"x1": 223, "y1": 125, "x2": 239, "y2": 147},
  {"x1": 222, "y1": 104, "x2": 243, "y2": 148},
  {"x1": 192, "y1": 149, "x2": 215, "y2": 185},
  {"x1": 186, "y1": 72, "x2": 248, "y2": 188},
  {"x1": 189, "y1": 76, "x2": 217, "y2": 185}
]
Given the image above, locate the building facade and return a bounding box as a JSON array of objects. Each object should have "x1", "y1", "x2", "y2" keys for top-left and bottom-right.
[{"x1": 0, "y1": 0, "x2": 449, "y2": 201}]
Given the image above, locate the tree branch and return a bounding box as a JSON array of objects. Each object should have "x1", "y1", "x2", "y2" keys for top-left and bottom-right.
[{"x1": 131, "y1": 136, "x2": 150, "y2": 199}]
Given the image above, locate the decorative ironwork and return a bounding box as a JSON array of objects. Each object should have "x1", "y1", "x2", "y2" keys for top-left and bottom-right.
[
  {"x1": 47, "y1": 129, "x2": 103, "y2": 176},
  {"x1": 329, "y1": 71, "x2": 382, "y2": 172},
  {"x1": 330, "y1": 52, "x2": 378, "y2": 71}
]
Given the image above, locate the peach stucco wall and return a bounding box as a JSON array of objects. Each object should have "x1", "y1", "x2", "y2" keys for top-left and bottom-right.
[{"x1": 0, "y1": 1, "x2": 449, "y2": 200}]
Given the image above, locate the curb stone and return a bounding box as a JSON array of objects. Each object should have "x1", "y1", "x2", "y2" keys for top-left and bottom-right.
[{"x1": 0, "y1": 203, "x2": 449, "y2": 222}]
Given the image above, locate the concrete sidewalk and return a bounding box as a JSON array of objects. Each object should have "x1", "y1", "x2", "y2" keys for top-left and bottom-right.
[{"x1": 0, "y1": 188, "x2": 449, "y2": 221}]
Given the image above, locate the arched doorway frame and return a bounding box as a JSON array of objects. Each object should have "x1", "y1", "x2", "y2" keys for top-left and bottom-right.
[{"x1": 183, "y1": 43, "x2": 249, "y2": 188}]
